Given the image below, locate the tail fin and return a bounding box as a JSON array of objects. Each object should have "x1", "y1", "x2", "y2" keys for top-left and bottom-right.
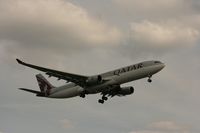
[{"x1": 36, "y1": 74, "x2": 54, "y2": 96}]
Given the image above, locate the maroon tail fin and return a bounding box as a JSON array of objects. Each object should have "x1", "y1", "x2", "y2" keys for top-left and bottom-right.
[{"x1": 36, "y1": 74, "x2": 54, "y2": 96}]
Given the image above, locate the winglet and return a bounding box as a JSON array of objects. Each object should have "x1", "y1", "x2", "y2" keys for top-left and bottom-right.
[{"x1": 16, "y1": 59, "x2": 24, "y2": 64}]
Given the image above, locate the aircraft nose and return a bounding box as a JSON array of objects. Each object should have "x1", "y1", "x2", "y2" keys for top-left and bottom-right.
[{"x1": 160, "y1": 63, "x2": 165, "y2": 69}]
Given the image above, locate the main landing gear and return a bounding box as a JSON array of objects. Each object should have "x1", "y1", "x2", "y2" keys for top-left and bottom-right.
[
  {"x1": 80, "y1": 93, "x2": 85, "y2": 98},
  {"x1": 148, "y1": 75, "x2": 152, "y2": 83},
  {"x1": 98, "y1": 99, "x2": 104, "y2": 104},
  {"x1": 98, "y1": 95, "x2": 108, "y2": 104},
  {"x1": 80, "y1": 90, "x2": 90, "y2": 98}
]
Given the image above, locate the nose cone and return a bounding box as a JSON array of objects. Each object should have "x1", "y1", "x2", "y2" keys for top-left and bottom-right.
[{"x1": 160, "y1": 63, "x2": 165, "y2": 70}]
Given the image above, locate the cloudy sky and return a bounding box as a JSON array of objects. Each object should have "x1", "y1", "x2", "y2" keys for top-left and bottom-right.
[{"x1": 0, "y1": 0, "x2": 200, "y2": 133}]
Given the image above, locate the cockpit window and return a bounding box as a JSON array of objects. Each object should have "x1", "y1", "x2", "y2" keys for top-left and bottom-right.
[{"x1": 154, "y1": 61, "x2": 160, "y2": 64}]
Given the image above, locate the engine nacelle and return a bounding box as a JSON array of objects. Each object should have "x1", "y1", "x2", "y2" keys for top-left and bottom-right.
[
  {"x1": 118, "y1": 86, "x2": 134, "y2": 96},
  {"x1": 86, "y1": 75, "x2": 102, "y2": 85}
]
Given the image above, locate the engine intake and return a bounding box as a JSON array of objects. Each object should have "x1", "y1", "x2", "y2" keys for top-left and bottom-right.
[
  {"x1": 118, "y1": 86, "x2": 134, "y2": 96},
  {"x1": 86, "y1": 75, "x2": 102, "y2": 85}
]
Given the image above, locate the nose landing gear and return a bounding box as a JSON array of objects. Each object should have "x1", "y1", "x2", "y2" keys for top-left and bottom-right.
[
  {"x1": 148, "y1": 75, "x2": 152, "y2": 83},
  {"x1": 148, "y1": 78, "x2": 152, "y2": 83}
]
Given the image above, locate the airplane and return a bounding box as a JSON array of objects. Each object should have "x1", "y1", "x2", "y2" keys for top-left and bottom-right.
[{"x1": 16, "y1": 59, "x2": 165, "y2": 104}]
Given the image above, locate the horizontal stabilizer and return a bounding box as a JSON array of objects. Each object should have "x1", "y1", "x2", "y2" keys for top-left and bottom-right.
[{"x1": 18, "y1": 88, "x2": 45, "y2": 97}]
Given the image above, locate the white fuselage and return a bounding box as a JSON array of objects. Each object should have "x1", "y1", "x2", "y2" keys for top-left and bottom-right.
[{"x1": 48, "y1": 61, "x2": 165, "y2": 98}]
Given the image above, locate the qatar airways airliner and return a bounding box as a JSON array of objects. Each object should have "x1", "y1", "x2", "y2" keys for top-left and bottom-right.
[{"x1": 16, "y1": 59, "x2": 165, "y2": 104}]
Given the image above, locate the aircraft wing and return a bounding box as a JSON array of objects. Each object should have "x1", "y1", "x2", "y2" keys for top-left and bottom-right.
[{"x1": 16, "y1": 59, "x2": 88, "y2": 87}]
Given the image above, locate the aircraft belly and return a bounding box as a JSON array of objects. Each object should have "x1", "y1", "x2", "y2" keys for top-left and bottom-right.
[
  {"x1": 49, "y1": 86, "x2": 83, "y2": 98},
  {"x1": 86, "y1": 79, "x2": 118, "y2": 94}
]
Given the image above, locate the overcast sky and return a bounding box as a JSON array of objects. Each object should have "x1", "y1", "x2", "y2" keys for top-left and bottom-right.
[{"x1": 0, "y1": 0, "x2": 200, "y2": 133}]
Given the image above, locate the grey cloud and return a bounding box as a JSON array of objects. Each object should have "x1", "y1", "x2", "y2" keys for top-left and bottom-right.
[
  {"x1": 123, "y1": 20, "x2": 200, "y2": 56},
  {"x1": 130, "y1": 21, "x2": 199, "y2": 47},
  {"x1": 86, "y1": 0, "x2": 200, "y2": 59},
  {"x1": 0, "y1": 0, "x2": 121, "y2": 53},
  {"x1": 129, "y1": 121, "x2": 191, "y2": 133},
  {"x1": 1, "y1": 0, "x2": 200, "y2": 133},
  {"x1": 113, "y1": 0, "x2": 199, "y2": 20},
  {"x1": 149, "y1": 121, "x2": 188, "y2": 131},
  {"x1": 116, "y1": 17, "x2": 200, "y2": 58},
  {"x1": 1, "y1": 0, "x2": 200, "y2": 62},
  {"x1": 0, "y1": 0, "x2": 123, "y2": 67},
  {"x1": 60, "y1": 119, "x2": 74, "y2": 129}
]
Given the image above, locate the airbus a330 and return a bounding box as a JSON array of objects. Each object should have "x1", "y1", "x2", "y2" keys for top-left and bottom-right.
[{"x1": 16, "y1": 59, "x2": 165, "y2": 104}]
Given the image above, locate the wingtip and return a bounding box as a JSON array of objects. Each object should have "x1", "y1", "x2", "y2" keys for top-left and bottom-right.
[
  {"x1": 16, "y1": 58, "x2": 23, "y2": 64},
  {"x1": 18, "y1": 88, "x2": 24, "y2": 90}
]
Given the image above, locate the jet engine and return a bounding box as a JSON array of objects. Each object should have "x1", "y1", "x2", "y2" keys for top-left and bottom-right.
[
  {"x1": 86, "y1": 75, "x2": 102, "y2": 85},
  {"x1": 118, "y1": 86, "x2": 134, "y2": 96}
]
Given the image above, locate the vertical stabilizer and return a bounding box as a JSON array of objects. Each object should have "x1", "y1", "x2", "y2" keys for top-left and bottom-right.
[{"x1": 36, "y1": 74, "x2": 54, "y2": 96}]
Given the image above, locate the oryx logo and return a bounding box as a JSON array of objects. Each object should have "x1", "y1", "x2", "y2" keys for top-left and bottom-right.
[{"x1": 36, "y1": 75, "x2": 52, "y2": 96}]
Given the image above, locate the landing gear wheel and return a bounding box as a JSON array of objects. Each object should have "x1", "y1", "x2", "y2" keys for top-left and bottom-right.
[
  {"x1": 102, "y1": 96, "x2": 108, "y2": 101},
  {"x1": 98, "y1": 99, "x2": 104, "y2": 104},
  {"x1": 80, "y1": 93, "x2": 85, "y2": 98},
  {"x1": 148, "y1": 78, "x2": 152, "y2": 83}
]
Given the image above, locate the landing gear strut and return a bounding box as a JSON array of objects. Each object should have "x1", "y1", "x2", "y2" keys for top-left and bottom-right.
[{"x1": 148, "y1": 75, "x2": 152, "y2": 83}]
